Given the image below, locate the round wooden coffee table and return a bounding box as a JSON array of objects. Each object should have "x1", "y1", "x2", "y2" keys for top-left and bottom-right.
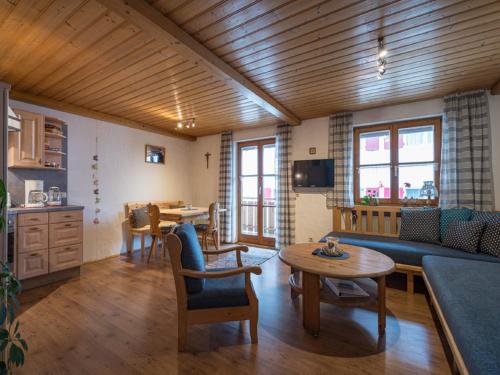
[{"x1": 279, "y1": 243, "x2": 395, "y2": 336}]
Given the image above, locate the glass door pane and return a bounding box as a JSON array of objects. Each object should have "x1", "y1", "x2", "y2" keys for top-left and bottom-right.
[{"x1": 238, "y1": 140, "x2": 276, "y2": 246}]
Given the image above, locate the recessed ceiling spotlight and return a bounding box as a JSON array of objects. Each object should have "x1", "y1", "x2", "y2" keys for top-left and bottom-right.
[{"x1": 377, "y1": 37, "x2": 387, "y2": 79}]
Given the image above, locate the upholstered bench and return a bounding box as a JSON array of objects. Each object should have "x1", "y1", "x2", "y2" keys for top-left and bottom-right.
[{"x1": 423, "y1": 256, "x2": 500, "y2": 375}]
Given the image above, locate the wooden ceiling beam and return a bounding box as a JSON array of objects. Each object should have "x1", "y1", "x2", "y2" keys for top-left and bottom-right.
[
  {"x1": 97, "y1": 0, "x2": 301, "y2": 126},
  {"x1": 10, "y1": 91, "x2": 196, "y2": 141},
  {"x1": 492, "y1": 79, "x2": 500, "y2": 95}
]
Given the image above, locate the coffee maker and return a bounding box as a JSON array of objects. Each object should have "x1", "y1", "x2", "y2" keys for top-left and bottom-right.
[{"x1": 25, "y1": 180, "x2": 47, "y2": 208}]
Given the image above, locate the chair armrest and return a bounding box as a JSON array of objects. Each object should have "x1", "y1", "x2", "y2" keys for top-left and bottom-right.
[
  {"x1": 201, "y1": 245, "x2": 249, "y2": 255},
  {"x1": 180, "y1": 266, "x2": 262, "y2": 279}
]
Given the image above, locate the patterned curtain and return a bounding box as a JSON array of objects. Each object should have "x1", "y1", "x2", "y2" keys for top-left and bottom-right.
[
  {"x1": 276, "y1": 124, "x2": 295, "y2": 249},
  {"x1": 218, "y1": 132, "x2": 233, "y2": 243},
  {"x1": 326, "y1": 112, "x2": 354, "y2": 209},
  {"x1": 440, "y1": 90, "x2": 494, "y2": 211}
]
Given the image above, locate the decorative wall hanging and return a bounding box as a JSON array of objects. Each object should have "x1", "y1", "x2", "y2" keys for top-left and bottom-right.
[
  {"x1": 92, "y1": 130, "x2": 101, "y2": 224},
  {"x1": 145, "y1": 144, "x2": 165, "y2": 164},
  {"x1": 204, "y1": 152, "x2": 211, "y2": 168}
]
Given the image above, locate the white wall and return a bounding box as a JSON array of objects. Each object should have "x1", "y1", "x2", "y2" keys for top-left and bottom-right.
[
  {"x1": 191, "y1": 95, "x2": 500, "y2": 248},
  {"x1": 11, "y1": 100, "x2": 194, "y2": 262}
]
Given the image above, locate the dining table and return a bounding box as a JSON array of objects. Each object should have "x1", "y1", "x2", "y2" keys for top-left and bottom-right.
[{"x1": 160, "y1": 206, "x2": 227, "y2": 248}]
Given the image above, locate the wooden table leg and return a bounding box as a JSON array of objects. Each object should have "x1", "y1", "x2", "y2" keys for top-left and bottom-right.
[
  {"x1": 378, "y1": 275, "x2": 386, "y2": 336},
  {"x1": 302, "y1": 271, "x2": 320, "y2": 336}
]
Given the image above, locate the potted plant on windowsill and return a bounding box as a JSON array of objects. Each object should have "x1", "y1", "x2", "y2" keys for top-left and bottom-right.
[{"x1": 0, "y1": 179, "x2": 27, "y2": 374}]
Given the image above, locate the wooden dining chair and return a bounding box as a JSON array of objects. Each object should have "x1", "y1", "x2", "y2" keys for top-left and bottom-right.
[
  {"x1": 195, "y1": 202, "x2": 220, "y2": 254},
  {"x1": 166, "y1": 223, "x2": 261, "y2": 351},
  {"x1": 147, "y1": 203, "x2": 176, "y2": 263}
]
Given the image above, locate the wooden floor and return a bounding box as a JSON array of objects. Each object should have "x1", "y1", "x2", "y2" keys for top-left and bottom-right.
[{"x1": 17, "y1": 248, "x2": 452, "y2": 375}]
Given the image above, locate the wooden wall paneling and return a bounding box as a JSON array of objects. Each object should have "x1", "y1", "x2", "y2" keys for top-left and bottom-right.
[
  {"x1": 184, "y1": 0, "x2": 293, "y2": 41},
  {"x1": 0, "y1": 0, "x2": 87, "y2": 79},
  {"x1": 64, "y1": 46, "x2": 177, "y2": 105},
  {"x1": 222, "y1": 0, "x2": 411, "y2": 65},
  {"x1": 254, "y1": 19, "x2": 500, "y2": 88},
  {"x1": 53, "y1": 39, "x2": 164, "y2": 102},
  {"x1": 237, "y1": 0, "x2": 499, "y2": 81},
  {"x1": 76, "y1": 54, "x2": 188, "y2": 107},
  {"x1": 0, "y1": 0, "x2": 54, "y2": 62},
  {"x1": 286, "y1": 68, "x2": 500, "y2": 112},
  {"x1": 17, "y1": 13, "x2": 131, "y2": 94},
  {"x1": 6, "y1": 1, "x2": 107, "y2": 88},
  {"x1": 91, "y1": 68, "x2": 216, "y2": 113},
  {"x1": 273, "y1": 48, "x2": 500, "y2": 101},
  {"x1": 9, "y1": 90, "x2": 195, "y2": 141},
  {"x1": 98, "y1": 0, "x2": 301, "y2": 125}
]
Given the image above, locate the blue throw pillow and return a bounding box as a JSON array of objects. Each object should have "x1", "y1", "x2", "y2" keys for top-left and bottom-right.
[
  {"x1": 399, "y1": 208, "x2": 440, "y2": 244},
  {"x1": 439, "y1": 208, "x2": 472, "y2": 240},
  {"x1": 175, "y1": 224, "x2": 206, "y2": 293}
]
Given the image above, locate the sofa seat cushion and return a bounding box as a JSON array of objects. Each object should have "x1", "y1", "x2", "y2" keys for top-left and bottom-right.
[
  {"x1": 320, "y1": 231, "x2": 500, "y2": 266},
  {"x1": 423, "y1": 256, "x2": 500, "y2": 375},
  {"x1": 187, "y1": 268, "x2": 249, "y2": 310},
  {"x1": 175, "y1": 224, "x2": 206, "y2": 293}
]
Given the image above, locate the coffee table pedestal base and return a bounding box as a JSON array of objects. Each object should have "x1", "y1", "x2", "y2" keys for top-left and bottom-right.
[
  {"x1": 302, "y1": 271, "x2": 320, "y2": 336},
  {"x1": 289, "y1": 272, "x2": 387, "y2": 337}
]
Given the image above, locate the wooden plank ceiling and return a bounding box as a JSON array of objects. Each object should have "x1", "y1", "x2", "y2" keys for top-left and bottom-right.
[{"x1": 1, "y1": 0, "x2": 499, "y2": 138}]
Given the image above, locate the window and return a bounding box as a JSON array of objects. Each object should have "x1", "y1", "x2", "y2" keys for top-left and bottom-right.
[{"x1": 354, "y1": 118, "x2": 441, "y2": 205}]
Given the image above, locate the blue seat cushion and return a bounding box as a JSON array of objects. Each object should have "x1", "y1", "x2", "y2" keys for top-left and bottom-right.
[
  {"x1": 175, "y1": 224, "x2": 206, "y2": 293},
  {"x1": 423, "y1": 256, "x2": 500, "y2": 375},
  {"x1": 187, "y1": 268, "x2": 249, "y2": 310},
  {"x1": 320, "y1": 231, "x2": 500, "y2": 266}
]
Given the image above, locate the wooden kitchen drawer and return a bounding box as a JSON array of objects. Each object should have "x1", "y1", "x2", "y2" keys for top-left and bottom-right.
[
  {"x1": 18, "y1": 212, "x2": 48, "y2": 226},
  {"x1": 17, "y1": 250, "x2": 48, "y2": 280},
  {"x1": 49, "y1": 210, "x2": 83, "y2": 224},
  {"x1": 18, "y1": 224, "x2": 48, "y2": 253},
  {"x1": 49, "y1": 221, "x2": 83, "y2": 248},
  {"x1": 49, "y1": 244, "x2": 82, "y2": 272}
]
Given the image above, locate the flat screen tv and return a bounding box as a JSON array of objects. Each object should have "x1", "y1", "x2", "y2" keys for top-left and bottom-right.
[{"x1": 293, "y1": 159, "x2": 334, "y2": 188}]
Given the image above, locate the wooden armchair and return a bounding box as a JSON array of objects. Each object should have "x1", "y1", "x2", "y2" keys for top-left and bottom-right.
[{"x1": 166, "y1": 223, "x2": 262, "y2": 351}]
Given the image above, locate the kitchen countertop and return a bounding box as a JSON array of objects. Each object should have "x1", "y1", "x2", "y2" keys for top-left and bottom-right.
[{"x1": 8, "y1": 205, "x2": 84, "y2": 214}]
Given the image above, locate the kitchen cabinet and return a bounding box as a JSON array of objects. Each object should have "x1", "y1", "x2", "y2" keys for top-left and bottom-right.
[
  {"x1": 8, "y1": 109, "x2": 44, "y2": 168},
  {"x1": 17, "y1": 250, "x2": 49, "y2": 280},
  {"x1": 16, "y1": 208, "x2": 83, "y2": 280},
  {"x1": 18, "y1": 224, "x2": 48, "y2": 253}
]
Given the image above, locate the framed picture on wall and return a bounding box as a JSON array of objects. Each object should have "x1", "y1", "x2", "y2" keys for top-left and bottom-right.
[{"x1": 145, "y1": 145, "x2": 165, "y2": 164}]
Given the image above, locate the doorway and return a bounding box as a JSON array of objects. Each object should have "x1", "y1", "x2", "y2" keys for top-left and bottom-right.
[{"x1": 237, "y1": 139, "x2": 276, "y2": 247}]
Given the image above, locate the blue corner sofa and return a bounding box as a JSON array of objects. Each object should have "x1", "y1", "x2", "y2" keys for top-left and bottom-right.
[{"x1": 321, "y1": 207, "x2": 500, "y2": 375}]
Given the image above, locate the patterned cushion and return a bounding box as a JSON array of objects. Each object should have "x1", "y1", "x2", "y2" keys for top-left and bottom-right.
[
  {"x1": 442, "y1": 220, "x2": 485, "y2": 253},
  {"x1": 479, "y1": 222, "x2": 500, "y2": 257},
  {"x1": 175, "y1": 224, "x2": 206, "y2": 293},
  {"x1": 399, "y1": 208, "x2": 440, "y2": 244},
  {"x1": 471, "y1": 211, "x2": 500, "y2": 257},
  {"x1": 439, "y1": 208, "x2": 472, "y2": 240},
  {"x1": 131, "y1": 207, "x2": 149, "y2": 228}
]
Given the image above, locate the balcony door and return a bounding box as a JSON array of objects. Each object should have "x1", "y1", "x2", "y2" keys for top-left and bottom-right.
[{"x1": 238, "y1": 139, "x2": 276, "y2": 247}]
